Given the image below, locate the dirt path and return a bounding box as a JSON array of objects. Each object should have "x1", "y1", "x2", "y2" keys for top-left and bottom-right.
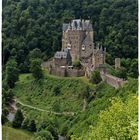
[
  {"x1": 16, "y1": 99, "x2": 75, "y2": 116},
  {"x1": 82, "y1": 98, "x2": 87, "y2": 112}
]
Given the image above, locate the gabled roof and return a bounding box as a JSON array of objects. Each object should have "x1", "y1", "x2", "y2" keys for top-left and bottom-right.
[{"x1": 54, "y1": 48, "x2": 71, "y2": 59}]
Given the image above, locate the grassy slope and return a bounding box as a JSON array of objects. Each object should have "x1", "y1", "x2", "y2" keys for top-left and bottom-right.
[
  {"x1": 2, "y1": 126, "x2": 33, "y2": 140},
  {"x1": 13, "y1": 71, "x2": 138, "y2": 137}
]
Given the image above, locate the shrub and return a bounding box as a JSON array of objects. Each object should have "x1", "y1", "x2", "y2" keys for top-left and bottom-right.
[
  {"x1": 72, "y1": 60, "x2": 82, "y2": 69},
  {"x1": 90, "y1": 70, "x2": 102, "y2": 84}
]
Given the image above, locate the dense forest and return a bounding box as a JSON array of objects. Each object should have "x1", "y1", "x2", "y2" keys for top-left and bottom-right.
[{"x1": 2, "y1": 0, "x2": 138, "y2": 71}]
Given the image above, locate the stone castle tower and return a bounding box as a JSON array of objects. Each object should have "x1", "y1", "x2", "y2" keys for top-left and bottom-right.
[
  {"x1": 61, "y1": 19, "x2": 106, "y2": 69},
  {"x1": 62, "y1": 19, "x2": 93, "y2": 61}
]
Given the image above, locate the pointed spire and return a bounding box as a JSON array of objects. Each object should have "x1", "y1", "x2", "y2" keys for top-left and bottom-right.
[
  {"x1": 97, "y1": 42, "x2": 100, "y2": 50},
  {"x1": 100, "y1": 43, "x2": 103, "y2": 50}
]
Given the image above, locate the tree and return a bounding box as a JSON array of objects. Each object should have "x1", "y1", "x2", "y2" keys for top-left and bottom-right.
[
  {"x1": 22, "y1": 118, "x2": 29, "y2": 129},
  {"x1": 28, "y1": 120, "x2": 37, "y2": 132},
  {"x1": 30, "y1": 58, "x2": 43, "y2": 80},
  {"x1": 85, "y1": 96, "x2": 138, "y2": 140},
  {"x1": 91, "y1": 70, "x2": 102, "y2": 84},
  {"x1": 12, "y1": 109, "x2": 24, "y2": 128},
  {"x1": 2, "y1": 88, "x2": 14, "y2": 105},
  {"x1": 29, "y1": 48, "x2": 42, "y2": 60},
  {"x1": 5, "y1": 59, "x2": 19, "y2": 88},
  {"x1": 116, "y1": 67, "x2": 127, "y2": 80},
  {"x1": 35, "y1": 130, "x2": 54, "y2": 140},
  {"x1": 128, "y1": 59, "x2": 138, "y2": 78}
]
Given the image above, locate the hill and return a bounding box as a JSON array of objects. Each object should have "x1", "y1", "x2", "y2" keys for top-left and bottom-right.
[
  {"x1": 2, "y1": 126, "x2": 33, "y2": 140},
  {"x1": 13, "y1": 71, "x2": 138, "y2": 138}
]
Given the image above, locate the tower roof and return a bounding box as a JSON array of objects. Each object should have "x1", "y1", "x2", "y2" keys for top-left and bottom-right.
[
  {"x1": 62, "y1": 19, "x2": 93, "y2": 31},
  {"x1": 82, "y1": 34, "x2": 92, "y2": 46}
]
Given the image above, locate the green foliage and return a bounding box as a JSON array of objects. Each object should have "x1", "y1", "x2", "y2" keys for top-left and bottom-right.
[
  {"x1": 35, "y1": 130, "x2": 54, "y2": 140},
  {"x1": 91, "y1": 70, "x2": 102, "y2": 84},
  {"x1": 5, "y1": 59, "x2": 19, "y2": 88},
  {"x1": 30, "y1": 58, "x2": 43, "y2": 80},
  {"x1": 2, "y1": 88, "x2": 14, "y2": 105},
  {"x1": 72, "y1": 60, "x2": 82, "y2": 69},
  {"x1": 84, "y1": 96, "x2": 138, "y2": 140},
  {"x1": 12, "y1": 72, "x2": 138, "y2": 138},
  {"x1": 12, "y1": 109, "x2": 24, "y2": 128},
  {"x1": 28, "y1": 120, "x2": 37, "y2": 132},
  {"x1": 116, "y1": 67, "x2": 127, "y2": 80},
  {"x1": 128, "y1": 59, "x2": 138, "y2": 78},
  {"x1": 52, "y1": 85, "x2": 61, "y2": 96},
  {"x1": 29, "y1": 48, "x2": 42, "y2": 60},
  {"x1": 2, "y1": 107, "x2": 9, "y2": 125},
  {"x1": 21, "y1": 118, "x2": 30, "y2": 129}
]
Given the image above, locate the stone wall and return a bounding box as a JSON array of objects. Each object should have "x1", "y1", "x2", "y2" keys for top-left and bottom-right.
[
  {"x1": 100, "y1": 72, "x2": 125, "y2": 88},
  {"x1": 66, "y1": 69, "x2": 85, "y2": 77},
  {"x1": 49, "y1": 67, "x2": 85, "y2": 77},
  {"x1": 49, "y1": 67, "x2": 66, "y2": 77}
]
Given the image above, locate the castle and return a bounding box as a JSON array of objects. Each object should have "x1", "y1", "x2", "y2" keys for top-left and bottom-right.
[
  {"x1": 42, "y1": 19, "x2": 125, "y2": 88},
  {"x1": 54, "y1": 19, "x2": 106, "y2": 69}
]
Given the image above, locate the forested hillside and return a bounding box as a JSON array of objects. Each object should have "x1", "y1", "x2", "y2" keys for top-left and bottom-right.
[{"x1": 3, "y1": 0, "x2": 138, "y2": 72}]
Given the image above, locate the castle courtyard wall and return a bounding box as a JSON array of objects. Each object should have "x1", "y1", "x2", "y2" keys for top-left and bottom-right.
[
  {"x1": 100, "y1": 73, "x2": 125, "y2": 88},
  {"x1": 49, "y1": 67, "x2": 85, "y2": 77}
]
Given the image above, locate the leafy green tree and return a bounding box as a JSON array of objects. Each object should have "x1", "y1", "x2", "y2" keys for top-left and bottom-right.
[
  {"x1": 116, "y1": 67, "x2": 127, "y2": 80},
  {"x1": 2, "y1": 88, "x2": 14, "y2": 105},
  {"x1": 35, "y1": 130, "x2": 54, "y2": 140},
  {"x1": 5, "y1": 59, "x2": 19, "y2": 88},
  {"x1": 28, "y1": 120, "x2": 37, "y2": 132},
  {"x1": 128, "y1": 59, "x2": 138, "y2": 78},
  {"x1": 12, "y1": 109, "x2": 24, "y2": 128},
  {"x1": 29, "y1": 48, "x2": 42, "y2": 60},
  {"x1": 30, "y1": 58, "x2": 43, "y2": 80},
  {"x1": 46, "y1": 124, "x2": 58, "y2": 140},
  {"x1": 85, "y1": 96, "x2": 138, "y2": 140},
  {"x1": 91, "y1": 70, "x2": 102, "y2": 84}
]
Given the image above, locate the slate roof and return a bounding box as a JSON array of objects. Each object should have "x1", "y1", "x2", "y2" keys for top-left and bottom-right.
[
  {"x1": 62, "y1": 23, "x2": 70, "y2": 31},
  {"x1": 82, "y1": 34, "x2": 92, "y2": 46},
  {"x1": 54, "y1": 48, "x2": 71, "y2": 59},
  {"x1": 62, "y1": 19, "x2": 93, "y2": 31}
]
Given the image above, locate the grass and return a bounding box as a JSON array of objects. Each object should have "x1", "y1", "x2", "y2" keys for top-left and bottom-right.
[
  {"x1": 2, "y1": 126, "x2": 33, "y2": 140},
  {"x1": 13, "y1": 71, "x2": 138, "y2": 137}
]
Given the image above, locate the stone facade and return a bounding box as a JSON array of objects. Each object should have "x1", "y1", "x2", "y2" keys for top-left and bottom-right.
[
  {"x1": 62, "y1": 19, "x2": 106, "y2": 68},
  {"x1": 100, "y1": 72, "x2": 126, "y2": 89},
  {"x1": 115, "y1": 58, "x2": 121, "y2": 69},
  {"x1": 49, "y1": 66, "x2": 85, "y2": 77},
  {"x1": 54, "y1": 48, "x2": 72, "y2": 67}
]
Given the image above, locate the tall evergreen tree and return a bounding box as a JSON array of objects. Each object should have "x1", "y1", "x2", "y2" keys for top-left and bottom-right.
[{"x1": 12, "y1": 109, "x2": 24, "y2": 128}]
